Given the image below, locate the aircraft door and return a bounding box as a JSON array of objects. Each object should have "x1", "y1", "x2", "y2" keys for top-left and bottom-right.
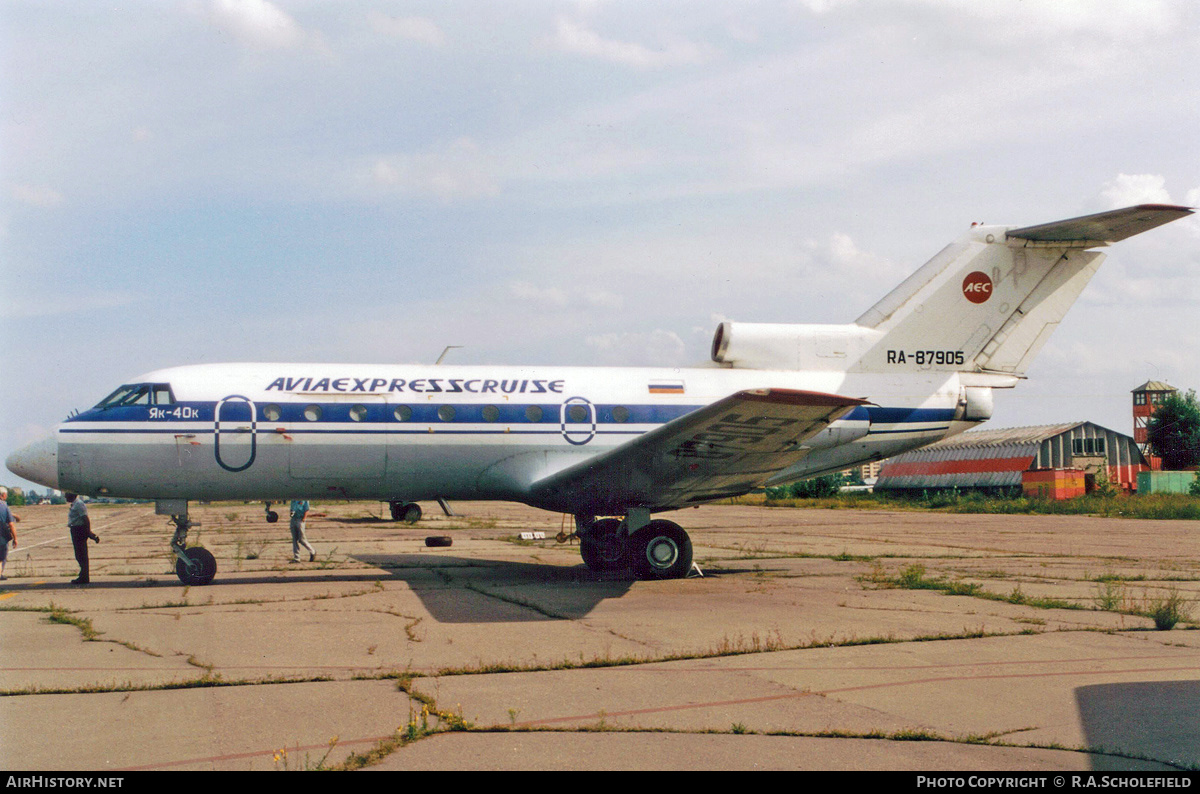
[
  {"x1": 288, "y1": 398, "x2": 386, "y2": 483},
  {"x1": 214, "y1": 395, "x2": 257, "y2": 472},
  {"x1": 560, "y1": 397, "x2": 596, "y2": 446}
]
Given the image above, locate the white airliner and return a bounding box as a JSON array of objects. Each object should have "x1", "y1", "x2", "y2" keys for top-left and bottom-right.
[{"x1": 7, "y1": 204, "x2": 1191, "y2": 585}]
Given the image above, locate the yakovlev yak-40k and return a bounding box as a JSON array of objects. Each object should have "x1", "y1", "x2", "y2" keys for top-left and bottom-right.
[{"x1": 8, "y1": 204, "x2": 1192, "y2": 584}]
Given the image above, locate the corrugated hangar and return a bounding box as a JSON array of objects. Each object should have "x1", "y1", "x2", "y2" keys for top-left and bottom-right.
[{"x1": 875, "y1": 421, "x2": 1147, "y2": 497}]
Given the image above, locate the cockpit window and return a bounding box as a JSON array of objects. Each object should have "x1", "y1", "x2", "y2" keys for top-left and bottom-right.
[{"x1": 95, "y1": 383, "x2": 176, "y2": 409}]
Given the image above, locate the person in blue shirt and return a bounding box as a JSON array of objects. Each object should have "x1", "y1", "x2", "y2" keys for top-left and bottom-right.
[
  {"x1": 0, "y1": 487, "x2": 19, "y2": 581},
  {"x1": 289, "y1": 499, "x2": 315, "y2": 562}
]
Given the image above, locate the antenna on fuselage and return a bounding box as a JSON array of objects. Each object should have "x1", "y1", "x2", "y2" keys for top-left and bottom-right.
[{"x1": 435, "y1": 346, "x2": 463, "y2": 365}]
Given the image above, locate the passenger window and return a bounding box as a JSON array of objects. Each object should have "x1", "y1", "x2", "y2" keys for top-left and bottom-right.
[
  {"x1": 437, "y1": 405, "x2": 456, "y2": 422},
  {"x1": 304, "y1": 405, "x2": 322, "y2": 422},
  {"x1": 567, "y1": 404, "x2": 589, "y2": 423},
  {"x1": 263, "y1": 404, "x2": 282, "y2": 421},
  {"x1": 394, "y1": 405, "x2": 412, "y2": 422},
  {"x1": 525, "y1": 405, "x2": 543, "y2": 422},
  {"x1": 349, "y1": 405, "x2": 368, "y2": 422},
  {"x1": 612, "y1": 406, "x2": 630, "y2": 423},
  {"x1": 481, "y1": 405, "x2": 500, "y2": 423}
]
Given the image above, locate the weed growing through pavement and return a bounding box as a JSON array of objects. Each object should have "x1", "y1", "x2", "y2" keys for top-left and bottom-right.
[
  {"x1": 1142, "y1": 587, "x2": 1192, "y2": 630},
  {"x1": 1093, "y1": 579, "x2": 1129, "y2": 612}
]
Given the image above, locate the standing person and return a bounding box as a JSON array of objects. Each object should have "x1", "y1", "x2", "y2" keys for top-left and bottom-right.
[
  {"x1": 0, "y1": 487, "x2": 19, "y2": 581},
  {"x1": 289, "y1": 499, "x2": 315, "y2": 562},
  {"x1": 66, "y1": 493, "x2": 100, "y2": 584}
]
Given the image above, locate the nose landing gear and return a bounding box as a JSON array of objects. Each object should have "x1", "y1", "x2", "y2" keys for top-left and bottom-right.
[{"x1": 163, "y1": 505, "x2": 217, "y2": 586}]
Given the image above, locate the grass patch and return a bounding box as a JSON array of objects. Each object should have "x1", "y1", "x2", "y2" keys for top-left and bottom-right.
[
  {"x1": 46, "y1": 604, "x2": 102, "y2": 641},
  {"x1": 1142, "y1": 588, "x2": 1193, "y2": 630},
  {"x1": 869, "y1": 565, "x2": 1081, "y2": 611},
  {"x1": 756, "y1": 490, "x2": 1200, "y2": 520}
]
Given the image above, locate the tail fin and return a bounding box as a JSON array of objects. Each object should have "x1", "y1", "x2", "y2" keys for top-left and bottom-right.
[{"x1": 851, "y1": 204, "x2": 1192, "y2": 376}]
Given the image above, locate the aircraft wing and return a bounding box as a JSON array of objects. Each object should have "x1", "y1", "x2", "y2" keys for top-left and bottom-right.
[
  {"x1": 529, "y1": 388, "x2": 870, "y2": 514},
  {"x1": 1007, "y1": 204, "x2": 1192, "y2": 244}
]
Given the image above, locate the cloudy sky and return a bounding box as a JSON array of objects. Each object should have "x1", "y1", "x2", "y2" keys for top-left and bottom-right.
[{"x1": 3, "y1": 0, "x2": 1199, "y2": 489}]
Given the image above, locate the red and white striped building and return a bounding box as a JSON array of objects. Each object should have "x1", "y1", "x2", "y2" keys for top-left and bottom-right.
[{"x1": 875, "y1": 421, "x2": 1147, "y2": 495}]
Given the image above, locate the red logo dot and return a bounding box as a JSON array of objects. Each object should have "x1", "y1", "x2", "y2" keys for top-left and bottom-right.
[{"x1": 962, "y1": 271, "x2": 993, "y2": 304}]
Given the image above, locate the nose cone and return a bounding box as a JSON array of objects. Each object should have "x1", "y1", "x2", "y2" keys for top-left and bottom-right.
[{"x1": 6, "y1": 434, "x2": 59, "y2": 489}]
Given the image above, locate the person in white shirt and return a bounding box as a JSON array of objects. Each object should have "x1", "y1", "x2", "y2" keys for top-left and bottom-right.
[{"x1": 66, "y1": 493, "x2": 99, "y2": 584}]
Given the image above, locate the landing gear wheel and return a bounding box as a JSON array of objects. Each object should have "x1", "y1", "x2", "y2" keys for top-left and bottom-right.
[
  {"x1": 580, "y1": 518, "x2": 627, "y2": 572},
  {"x1": 390, "y1": 501, "x2": 422, "y2": 523},
  {"x1": 175, "y1": 547, "x2": 217, "y2": 586},
  {"x1": 630, "y1": 520, "x2": 692, "y2": 580},
  {"x1": 265, "y1": 510, "x2": 278, "y2": 524}
]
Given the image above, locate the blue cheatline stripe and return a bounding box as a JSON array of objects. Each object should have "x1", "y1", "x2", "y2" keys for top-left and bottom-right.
[
  {"x1": 67, "y1": 401, "x2": 704, "y2": 426},
  {"x1": 845, "y1": 406, "x2": 956, "y2": 423},
  {"x1": 58, "y1": 427, "x2": 647, "y2": 438},
  {"x1": 867, "y1": 426, "x2": 951, "y2": 436},
  {"x1": 61, "y1": 400, "x2": 952, "y2": 436}
]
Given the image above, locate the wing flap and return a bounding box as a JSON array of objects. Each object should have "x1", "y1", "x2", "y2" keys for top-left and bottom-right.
[
  {"x1": 1007, "y1": 204, "x2": 1192, "y2": 244},
  {"x1": 529, "y1": 388, "x2": 870, "y2": 514}
]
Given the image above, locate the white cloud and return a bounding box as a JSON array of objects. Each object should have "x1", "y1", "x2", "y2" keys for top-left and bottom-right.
[
  {"x1": 582, "y1": 289, "x2": 623, "y2": 311},
  {"x1": 552, "y1": 16, "x2": 711, "y2": 68},
  {"x1": 1100, "y1": 174, "x2": 1173, "y2": 209},
  {"x1": 509, "y1": 281, "x2": 568, "y2": 308},
  {"x1": 206, "y1": 0, "x2": 306, "y2": 50},
  {"x1": 0, "y1": 289, "x2": 139, "y2": 319},
  {"x1": 585, "y1": 329, "x2": 688, "y2": 366},
  {"x1": 367, "y1": 138, "x2": 500, "y2": 202},
  {"x1": 507, "y1": 282, "x2": 624, "y2": 312},
  {"x1": 368, "y1": 13, "x2": 445, "y2": 47},
  {"x1": 10, "y1": 183, "x2": 63, "y2": 208}
]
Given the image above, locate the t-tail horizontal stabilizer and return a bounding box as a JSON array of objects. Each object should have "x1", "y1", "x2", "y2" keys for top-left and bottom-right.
[
  {"x1": 852, "y1": 203, "x2": 1193, "y2": 377},
  {"x1": 1007, "y1": 204, "x2": 1193, "y2": 244}
]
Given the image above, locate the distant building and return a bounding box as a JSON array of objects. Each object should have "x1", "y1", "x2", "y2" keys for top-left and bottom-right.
[
  {"x1": 1132, "y1": 380, "x2": 1177, "y2": 469},
  {"x1": 875, "y1": 421, "x2": 1147, "y2": 497}
]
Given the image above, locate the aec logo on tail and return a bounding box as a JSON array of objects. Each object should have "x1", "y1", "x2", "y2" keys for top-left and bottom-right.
[{"x1": 962, "y1": 271, "x2": 993, "y2": 304}]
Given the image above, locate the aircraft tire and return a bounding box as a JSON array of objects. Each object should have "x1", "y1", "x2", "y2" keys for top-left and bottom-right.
[
  {"x1": 175, "y1": 547, "x2": 217, "y2": 586},
  {"x1": 630, "y1": 520, "x2": 692, "y2": 580},
  {"x1": 580, "y1": 517, "x2": 627, "y2": 572},
  {"x1": 425, "y1": 536, "x2": 452, "y2": 547},
  {"x1": 265, "y1": 510, "x2": 278, "y2": 524},
  {"x1": 391, "y1": 501, "x2": 422, "y2": 523}
]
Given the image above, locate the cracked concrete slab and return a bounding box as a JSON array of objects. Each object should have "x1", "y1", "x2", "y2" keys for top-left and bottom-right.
[{"x1": 1, "y1": 500, "x2": 1196, "y2": 771}]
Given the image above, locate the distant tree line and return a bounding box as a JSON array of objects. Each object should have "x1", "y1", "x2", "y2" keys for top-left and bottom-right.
[
  {"x1": 1147, "y1": 389, "x2": 1200, "y2": 470},
  {"x1": 1, "y1": 488, "x2": 66, "y2": 506},
  {"x1": 765, "y1": 469, "x2": 864, "y2": 499}
]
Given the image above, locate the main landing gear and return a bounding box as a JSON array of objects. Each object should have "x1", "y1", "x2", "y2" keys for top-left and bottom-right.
[
  {"x1": 389, "y1": 500, "x2": 423, "y2": 523},
  {"x1": 160, "y1": 502, "x2": 217, "y2": 586},
  {"x1": 575, "y1": 510, "x2": 696, "y2": 580}
]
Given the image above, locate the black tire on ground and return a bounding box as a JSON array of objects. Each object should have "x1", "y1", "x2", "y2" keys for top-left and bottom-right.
[
  {"x1": 629, "y1": 520, "x2": 692, "y2": 580},
  {"x1": 265, "y1": 510, "x2": 278, "y2": 524},
  {"x1": 425, "y1": 536, "x2": 452, "y2": 547},
  {"x1": 175, "y1": 547, "x2": 217, "y2": 586},
  {"x1": 579, "y1": 517, "x2": 627, "y2": 571},
  {"x1": 391, "y1": 501, "x2": 422, "y2": 523}
]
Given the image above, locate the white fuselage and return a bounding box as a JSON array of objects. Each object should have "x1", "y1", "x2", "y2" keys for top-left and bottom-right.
[{"x1": 46, "y1": 361, "x2": 978, "y2": 513}]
